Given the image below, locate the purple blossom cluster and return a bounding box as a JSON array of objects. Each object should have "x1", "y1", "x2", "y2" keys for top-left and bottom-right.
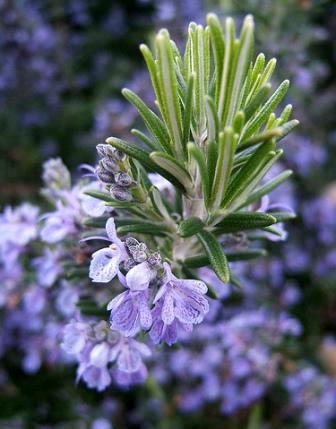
[
  {"x1": 285, "y1": 366, "x2": 336, "y2": 429},
  {"x1": 85, "y1": 216, "x2": 209, "y2": 348},
  {"x1": 61, "y1": 319, "x2": 151, "y2": 390}
]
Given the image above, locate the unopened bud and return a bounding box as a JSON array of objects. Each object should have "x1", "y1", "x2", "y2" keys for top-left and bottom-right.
[
  {"x1": 133, "y1": 250, "x2": 148, "y2": 263},
  {"x1": 112, "y1": 148, "x2": 127, "y2": 161},
  {"x1": 100, "y1": 157, "x2": 118, "y2": 173},
  {"x1": 110, "y1": 184, "x2": 132, "y2": 201},
  {"x1": 115, "y1": 172, "x2": 133, "y2": 187},
  {"x1": 96, "y1": 143, "x2": 115, "y2": 158},
  {"x1": 124, "y1": 258, "x2": 136, "y2": 271},
  {"x1": 125, "y1": 237, "x2": 139, "y2": 247},
  {"x1": 148, "y1": 252, "x2": 162, "y2": 267},
  {"x1": 95, "y1": 165, "x2": 114, "y2": 183}
]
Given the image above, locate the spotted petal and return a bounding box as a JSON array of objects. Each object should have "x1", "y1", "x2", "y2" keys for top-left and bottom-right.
[
  {"x1": 161, "y1": 292, "x2": 175, "y2": 325},
  {"x1": 174, "y1": 289, "x2": 209, "y2": 324},
  {"x1": 177, "y1": 278, "x2": 208, "y2": 295},
  {"x1": 105, "y1": 218, "x2": 122, "y2": 246},
  {"x1": 117, "y1": 341, "x2": 142, "y2": 373},
  {"x1": 110, "y1": 292, "x2": 139, "y2": 337},
  {"x1": 89, "y1": 247, "x2": 120, "y2": 283}
]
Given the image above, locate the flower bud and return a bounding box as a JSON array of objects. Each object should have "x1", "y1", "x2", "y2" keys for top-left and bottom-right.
[
  {"x1": 125, "y1": 237, "x2": 139, "y2": 248},
  {"x1": 100, "y1": 157, "x2": 118, "y2": 173},
  {"x1": 110, "y1": 184, "x2": 132, "y2": 201},
  {"x1": 42, "y1": 158, "x2": 71, "y2": 191},
  {"x1": 148, "y1": 252, "x2": 162, "y2": 267},
  {"x1": 115, "y1": 172, "x2": 133, "y2": 187},
  {"x1": 95, "y1": 165, "x2": 114, "y2": 183},
  {"x1": 124, "y1": 258, "x2": 136, "y2": 271},
  {"x1": 133, "y1": 250, "x2": 148, "y2": 263},
  {"x1": 96, "y1": 143, "x2": 115, "y2": 158}
]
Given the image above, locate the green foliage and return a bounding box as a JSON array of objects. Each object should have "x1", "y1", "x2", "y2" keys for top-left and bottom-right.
[{"x1": 100, "y1": 13, "x2": 297, "y2": 284}]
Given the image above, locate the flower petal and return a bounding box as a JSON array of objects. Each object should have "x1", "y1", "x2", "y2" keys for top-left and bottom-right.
[
  {"x1": 110, "y1": 292, "x2": 139, "y2": 337},
  {"x1": 107, "y1": 291, "x2": 128, "y2": 311},
  {"x1": 161, "y1": 292, "x2": 175, "y2": 325},
  {"x1": 90, "y1": 343, "x2": 110, "y2": 368},
  {"x1": 106, "y1": 217, "x2": 122, "y2": 246},
  {"x1": 117, "y1": 342, "x2": 142, "y2": 373},
  {"x1": 174, "y1": 290, "x2": 209, "y2": 324},
  {"x1": 89, "y1": 247, "x2": 120, "y2": 283},
  {"x1": 177, "y1": 278, "x2": 208, "y2": 294},
  {"x1": 126, "y1": 262, "x2": 155, "y2": 291}
]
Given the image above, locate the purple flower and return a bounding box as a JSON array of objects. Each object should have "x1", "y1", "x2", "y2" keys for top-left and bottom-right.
[
  {"x1": 61, "y1": 320, "x2": 91, "y2": 355},
  {"x1": 32, "y1": 247, "x2": 62, "y2": 287},
  {"x1": 80, "y1": 181, "x2": 107, "y2": 217},
  {"x1": 80, "y1": 365, "x2": 112, "y2": 392},
  {"x1": 89, "y1": 218, "x2": 128, "y2": 283},
  {"x1": 0, "y1": 203, "x2": 39, "y2": 247},
  {"x1": 150, "y1": 263, "x2": 209, "y2": 344},
  {"x1": 55, "y1": 282, "x2": 79, "y2": 317},
  {"x1": 111, "y1": 337, "x2": 151, "y2": 375},
  {"x1": 23, "y1": 286, "x2": 46, "y2": 314},
  {"x1": 150, "y1": 300, "x2": 193, "y2": 345},
  {"x1": 40, "y1": 201, "x2": 78, "y2": 243},
  {"x1": 108, "y1": 289, "x2": 152, "y2": 337}
]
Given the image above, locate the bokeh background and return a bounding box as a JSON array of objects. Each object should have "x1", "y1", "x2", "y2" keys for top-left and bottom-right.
[{"x1": 1, "y1": 0, "x2": 336, "y2": 428}]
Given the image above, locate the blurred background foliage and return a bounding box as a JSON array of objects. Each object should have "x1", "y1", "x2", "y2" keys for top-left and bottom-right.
[{"x1": 1, "y1": 0, "x2": 336, "y2": 428}]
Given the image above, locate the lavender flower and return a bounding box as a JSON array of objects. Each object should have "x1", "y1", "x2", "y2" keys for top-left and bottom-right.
[
  {"x1": 108, "y1": 289, "x2": 152, "y2": 337},
  {"x1": 61, "y1": 320, "x2": 151, "y2": 390},
  {"x1": 150, "y1": 263, "x2": 208, "y2": 345},
  {"x1": 89, "y1": 218, "x2": 128, "y2": 283}
]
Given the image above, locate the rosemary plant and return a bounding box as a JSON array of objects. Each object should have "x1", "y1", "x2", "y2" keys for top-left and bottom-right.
[
  {"x1": 54, "y1": 12, "x2": 301, "y2": 388},
  {"x1": 86, "y1": 13, "x2": 298, "y2": 289}
]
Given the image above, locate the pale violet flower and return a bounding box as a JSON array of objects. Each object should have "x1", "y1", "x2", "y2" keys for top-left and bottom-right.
[
  {"x1": 111, "y1": 337, "x2": 151, "y2": 374},
  {"x1": 32, "y1": 247, "x2": 62, "y2": 287},
  {"x1": 108, "y1": 289, "x2": 152, "y2": 337},
  {"x1": 80, "y1": 365, "x2": 112, "y2": 392},
  {"x1": 89, "y1": 218, "x2": 128, "y2": 283},
  {"x1": 125, "y1": 261, "x2": 156, "y2": 291},
  {"x1": 0, "y1": 203, "x2": 39, "y2": 247},
  {"x1": 80, "y1": 181, "x2": 107, "y2": 217},
  {"x1": 61, "y1": 320, "x2": 91, "y2": 355},
  {"x1": 149, "y1": 263, "x2": 209, "y2": 345},
  {"x1": 40, "y1": 201, "x2": 78, "y2": 243},
  {"x1": 150, "y1": 299, "x2": 192, "y2": 346},
  {"x1": 55, "y1": 282, "x2": 79, "y2": 317}
]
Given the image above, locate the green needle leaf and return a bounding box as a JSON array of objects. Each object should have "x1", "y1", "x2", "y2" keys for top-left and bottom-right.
[
  {"x1": 183, "y1": 248, "x2": 267, "y2": 268},
  {"x1": 84, "y1": 190, "x2": 113, "y2": 203},
  {"x1": 197, "y1": 230, "x2": 230, "y2": 283},
  {"x1": 150, "y1": 151, "x2": 194, "y2": 193},
  {"x1": 225, "y1": 15, "x2": 254, "y2": 126},
  {"x1": 213, "y1": 211, "x2": 276, "y2": 233},
  {"x1": 242, "y1": 169, "x2": 293, "y2": 207},
  {"x1": 131, "y1": 129, "x2": 158, "y2": 151},
  {"x1": 117, "y1": 223, "x2": 171, "y2": 236},
  {"x1": 178, "y1": 216, "x2": 204, "y2": 237},
  {"x1": 221, "y1": 140, "x2": 275, "y2": 209},
  {"x1": 211, "y1": 127, "x2": 235, "y2": 210},
  {"x1": 268, "y1": 211, "x2": 296, "y2": 222},
  {"x1": 122, "y1": 88, "x2": 172, "y2": 154},
  {"x1": 156, "y1": 30, "x2": 183, "y2": 156},
  {"x1": 187, "y1": 142, "x2": 211, "y2": 205},
  {"x1": 182, "y1": 73, "x2": 195, "y2": 150},
  {"x1": 207, "y1": 13, "x2": 225, "y2": 103},
  {"x1": 240, "y1": 80, "x2": 290, "y2": 142}
]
